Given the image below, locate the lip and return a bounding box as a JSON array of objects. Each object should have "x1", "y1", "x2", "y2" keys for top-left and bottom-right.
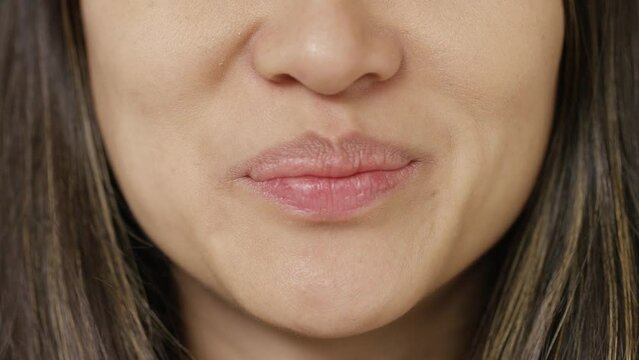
[{"x1": 230, "y1": 132, "x2": 424, "y2": 221}]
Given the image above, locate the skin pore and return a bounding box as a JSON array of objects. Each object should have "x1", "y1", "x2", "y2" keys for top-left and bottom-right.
[{"x1": 80, "y1": 1, "x2": 565, "y2": 359}]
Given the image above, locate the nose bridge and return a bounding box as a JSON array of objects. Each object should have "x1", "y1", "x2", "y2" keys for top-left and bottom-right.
[{"x1": 250, "y1": 2, "x2": 404, "y2": 96}]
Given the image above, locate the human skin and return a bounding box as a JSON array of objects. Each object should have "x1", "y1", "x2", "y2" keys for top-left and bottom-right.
[{"x1": 80, "y1": 1, "x2": 565, "y2": 359}]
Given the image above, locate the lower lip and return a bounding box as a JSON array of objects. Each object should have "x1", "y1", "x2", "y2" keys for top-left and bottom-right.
[{"x1": 240, "y1": 161, "x2": 421, "y2": 221}]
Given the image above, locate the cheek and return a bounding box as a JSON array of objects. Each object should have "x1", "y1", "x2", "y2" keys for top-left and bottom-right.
[
  {"x1": 405, "y1": 0, "x2": 564, "y2": 274},
  {"x1": 81, "y1": 0, "x2": 256, "y2": 119},
  {"x1": 81, "y1": 0, "x2": 253, "y2": 245}
]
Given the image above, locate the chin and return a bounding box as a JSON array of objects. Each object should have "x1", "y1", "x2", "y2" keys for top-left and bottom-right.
[
  {"x1": 259, "y1": 302, "x2": 405, "y2": 339},
  {"x1": 232, "y1": 276, "x2": 418, "y2": 339}
]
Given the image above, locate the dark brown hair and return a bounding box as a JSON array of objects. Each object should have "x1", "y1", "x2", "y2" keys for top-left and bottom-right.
[{"x1": 1, "y1": 0, "x2": 637, "y2": 359}]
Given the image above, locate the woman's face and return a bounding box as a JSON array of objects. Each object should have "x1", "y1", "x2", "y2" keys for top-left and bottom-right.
[{"x1": 81, "y1": 1, "x2": 564, "y2": 337}]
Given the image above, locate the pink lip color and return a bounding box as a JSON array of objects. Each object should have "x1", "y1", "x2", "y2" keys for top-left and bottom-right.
[
  {"x1": 231, "y1": 132, "x2": 423, "y2": 221},
  {"x1": 244, "y1": 161, "x2": 420, "y2": 221}
]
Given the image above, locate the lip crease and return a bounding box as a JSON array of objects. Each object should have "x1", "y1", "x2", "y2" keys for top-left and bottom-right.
[{"x1": 229, "y1": 131, "x2": 424, "y2": 221}]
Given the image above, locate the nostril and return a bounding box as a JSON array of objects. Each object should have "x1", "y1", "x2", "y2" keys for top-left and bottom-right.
[
  {"x1": 269, "y1": 73, "x2": 298, "y2": 85},
  {"x1": 362, "y1": 72, "x2": 383, "y2": 83},
  {"x1": 363, "y1": 73, "x2": 379, "y2": 85}
]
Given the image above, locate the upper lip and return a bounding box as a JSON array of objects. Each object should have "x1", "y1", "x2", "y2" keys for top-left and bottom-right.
[{"x1": 230, "y1": 131, "x2": 419, "y2": 182}]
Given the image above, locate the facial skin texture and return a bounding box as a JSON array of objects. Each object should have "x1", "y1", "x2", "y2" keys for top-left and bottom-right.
[{"x1": 81, "y1": 1, "x2": 564, "y2": 359}]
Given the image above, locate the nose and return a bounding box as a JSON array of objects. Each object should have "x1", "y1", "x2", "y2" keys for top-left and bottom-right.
[{"x1": 250, "y1": 2, "x2": 404, "y2": 96}]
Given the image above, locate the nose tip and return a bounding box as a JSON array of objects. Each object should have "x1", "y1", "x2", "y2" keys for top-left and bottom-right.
[{"x1": 250, "y1": 4, "x2": 404, "y2": 96}]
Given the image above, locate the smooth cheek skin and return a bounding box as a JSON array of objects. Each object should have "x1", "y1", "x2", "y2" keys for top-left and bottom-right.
[{"x1": 81, "y1": 1, "x2": 564, "y2": 339}]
